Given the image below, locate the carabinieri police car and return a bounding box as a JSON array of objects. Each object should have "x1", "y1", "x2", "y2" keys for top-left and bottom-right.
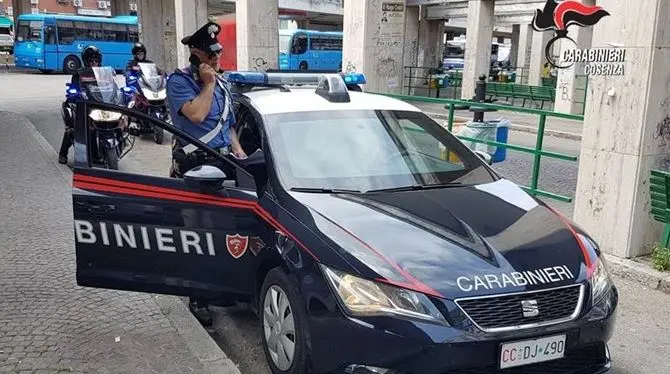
[{"x1": 70, "y1": 71, "x2": 618, "y2": 374}]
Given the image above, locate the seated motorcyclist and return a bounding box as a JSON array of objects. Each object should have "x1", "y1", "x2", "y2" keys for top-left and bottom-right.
[
  {"x1": 125, "y1": 42, "x2": 164, "y2": 77},
  {"x1": 59, "y1": 46, "x2": 102, "y2": 164}
]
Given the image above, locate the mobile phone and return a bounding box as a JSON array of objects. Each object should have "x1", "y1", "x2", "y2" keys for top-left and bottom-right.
[{"x1": 189, "y1": 54, "x2": 202, "y2": 80}]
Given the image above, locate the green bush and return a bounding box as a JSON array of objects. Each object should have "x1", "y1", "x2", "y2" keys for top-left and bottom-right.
[{"x1": 651, "y1": 243, "x2": 670, "y2": 271}]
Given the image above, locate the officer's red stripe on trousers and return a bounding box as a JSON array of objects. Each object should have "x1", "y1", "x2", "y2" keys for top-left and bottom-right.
[{"x1": 72, "y1": 173, "x2": 319, "y2": 261}]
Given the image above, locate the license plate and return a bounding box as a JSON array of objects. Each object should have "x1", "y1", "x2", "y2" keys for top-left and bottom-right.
[{"x1": 499, "y1": 334, "x2": 566, "y2": 369}]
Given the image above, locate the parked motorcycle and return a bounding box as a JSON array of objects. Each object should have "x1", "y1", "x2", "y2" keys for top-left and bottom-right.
[
  {"x1": 125, "y1": 62, "x2": 168, "y2": 144},
  {"x1": 61, "y1": 66, "x2": 133, "y2": 170}
]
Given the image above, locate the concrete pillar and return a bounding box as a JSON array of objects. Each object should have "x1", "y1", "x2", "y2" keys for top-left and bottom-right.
[
  {"x1": 461, "y1": 0, "x2": 494, "y2": 99},
  {"x1": 137, "y1": 0, "x2": 178, "y2": 72},
  {"x1": 417, "y1": 18, "x2": 445, "y2": 69},
  {"x1": 528, "y1": 29, "x2": 550, "y2": 86},
  {"x1": 574, "y1": 0, "x2": 670, "y2": 258},
  {"x1": 516, "y1": 24, "x2": 532, "y2": 83},
  {"x1": 508, "y1": 24, "x2": 520, "y2": 68},
  {"x1": 342, "y1": 0, "x2": 407, "y2": 94},
  {"x1": 553, "y1": 0, "x2": 595, "y2": 114},
  {"x1": 236, "y1": 0, "x2": 279, "y2": 71},
  {"x1": 9, "y1": 0, "x2": 30, "y2": 25},
  {"x1": 403, "y1": 5, "x2": 420, "y2": 94},
  {"x1": 110, "y1": 0, "x2": 128, "y2": 16},
  {"x1": 175, "y1": 0, "x2": 209, "y2": 68}
]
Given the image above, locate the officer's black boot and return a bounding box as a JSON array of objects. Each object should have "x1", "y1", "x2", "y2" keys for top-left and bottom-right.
[
  {"x1": 58, "y1": 131, "x2": 73, "y2": 164},
  {"x1": 189, "y1": 298, "x2": 214, "y2": 327}
]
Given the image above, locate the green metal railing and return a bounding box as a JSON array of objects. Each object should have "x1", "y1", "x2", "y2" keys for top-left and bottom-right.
[{"x1": 370, "y1": 93, "x2": 583, "y2": 203}]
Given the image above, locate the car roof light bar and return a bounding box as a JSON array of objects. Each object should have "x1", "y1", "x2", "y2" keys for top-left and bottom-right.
[{"x1": 224, "y1": 71, "x2": 367, "y2": 88}]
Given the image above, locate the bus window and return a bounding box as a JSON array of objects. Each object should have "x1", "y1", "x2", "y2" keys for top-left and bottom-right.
[
  {"x1": 56, "y1": 20, "x2": 75, "y2": 44},
  {"x1": 291, "y1": 33, "x2": 308, "y2": 55},
  {"x1": 127, "y1": 25, "x2": 139, "y2": 42},
  {"x1": 16, "y1": 20, "x2": 42, "y2": 42},
  {"x1": 44, "y1": 26, "x2": 57, "y2": 45},
  {"x1": 102, "y1": 23, "x2": 127, "y2": 42}
]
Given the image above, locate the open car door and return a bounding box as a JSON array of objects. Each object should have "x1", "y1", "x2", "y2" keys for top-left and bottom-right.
[{"x1": 71, "y1": 100, "x2": 271, "y2": 302}]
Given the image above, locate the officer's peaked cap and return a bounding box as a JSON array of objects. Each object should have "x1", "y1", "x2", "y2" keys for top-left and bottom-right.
[{"x1": 181, "y1": 22, "x2": 222, "y2": 52}]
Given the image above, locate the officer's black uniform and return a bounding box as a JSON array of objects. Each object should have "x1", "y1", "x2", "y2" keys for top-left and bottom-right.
[
  {"x1": 59, "y1": 46, "x2": 102, "y2": 164},
  {"x1": 168, "y1": 22, "x2": 239, "y2": 328}
]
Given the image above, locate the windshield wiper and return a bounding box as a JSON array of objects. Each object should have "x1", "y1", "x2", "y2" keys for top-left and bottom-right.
[
  {"x1": 289, "y1": 187, "x2": 363, "y2": 194},
  {"x1": 364, "y1": 182, "x2": 465, "y2": 193}
]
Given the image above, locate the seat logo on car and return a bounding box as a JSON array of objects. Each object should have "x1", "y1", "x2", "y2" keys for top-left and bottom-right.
[{"x1": 521, "y1": 299, "x2": 539, "y2": 318}]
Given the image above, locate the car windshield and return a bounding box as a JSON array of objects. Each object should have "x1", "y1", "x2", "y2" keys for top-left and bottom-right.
[{"x1": 264, "y1": 109, "x2": 497, "y2": 193}]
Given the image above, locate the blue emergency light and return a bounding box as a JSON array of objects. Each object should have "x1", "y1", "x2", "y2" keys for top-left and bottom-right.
[{"x1": 224, "y1": 71, "x2": 367, "y2": 87}]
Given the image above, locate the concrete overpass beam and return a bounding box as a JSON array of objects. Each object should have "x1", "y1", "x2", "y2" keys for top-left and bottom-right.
[
  {"x1": 343, "y1": 0, "x2": 407, "y2": 94},
  {"x1": 461, "y1": 0, "x2": 494, "y2": 100},
  {"x1": 236, "y1": 0, "x2": 279, "y2": 71},
  {"x1": 574, "y1": 0, "x2": 670, "y2": 258}
]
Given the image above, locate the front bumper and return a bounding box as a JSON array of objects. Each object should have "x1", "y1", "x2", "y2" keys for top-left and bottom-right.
[{"x1": 307, "y1": 285, "x2": 618, "y2": 374}]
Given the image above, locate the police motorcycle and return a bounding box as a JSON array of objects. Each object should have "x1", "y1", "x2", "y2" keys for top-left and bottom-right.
[
  {"x1": 62, "y1": 66, "x2": 135, "y2": 170},
  {"x1": 125, "y1": 62, "x2": 168, "y2": 144}
]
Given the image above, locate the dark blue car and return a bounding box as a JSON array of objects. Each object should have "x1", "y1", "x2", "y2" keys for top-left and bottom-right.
[{"x1": 71, "y1": 71, "x2": 618, "y2": 374}]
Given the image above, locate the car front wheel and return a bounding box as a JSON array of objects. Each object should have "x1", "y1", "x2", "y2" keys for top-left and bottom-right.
[{"x1": 260, "y1": 268, "x2": 310, "y2": 374}]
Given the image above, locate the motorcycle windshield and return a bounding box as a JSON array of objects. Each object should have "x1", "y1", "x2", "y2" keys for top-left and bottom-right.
[
  {"x1": 80, "y1": 67, "x2": 124, "y2": 105},
  {"x1": 139, "y1": 62, "x2": 164, "y2": 91}
]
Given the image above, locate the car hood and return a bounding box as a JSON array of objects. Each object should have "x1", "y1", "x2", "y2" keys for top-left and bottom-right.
[{"x1": 289, "y1": 179, "x2": 595, "y2": 299}]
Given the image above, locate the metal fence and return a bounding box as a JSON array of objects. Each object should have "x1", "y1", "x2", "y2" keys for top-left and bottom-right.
[{"x1": 368, "y1": 92, "x2": 582, "y2": 203}]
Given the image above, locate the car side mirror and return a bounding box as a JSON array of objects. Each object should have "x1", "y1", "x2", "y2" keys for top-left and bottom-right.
[
  {"x1": 474, "y1": 150, "x2": 493, "y2": 165},
  {"x1": 184, "y1": 165, "x2": 227, "y2": 193}
]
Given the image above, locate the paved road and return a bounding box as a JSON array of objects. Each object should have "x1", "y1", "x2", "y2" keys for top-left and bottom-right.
[{"x1": 2, "y1": 72, "x2": 668, "y2": 374}]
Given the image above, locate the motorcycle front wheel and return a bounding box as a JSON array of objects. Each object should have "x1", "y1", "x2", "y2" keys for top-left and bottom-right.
[
  {"x1": 102, "y1": 146, "x2": 119, "y2": 170},
  {"x1": 153, "y1": 126, "x2": 164, "y2": 144}
]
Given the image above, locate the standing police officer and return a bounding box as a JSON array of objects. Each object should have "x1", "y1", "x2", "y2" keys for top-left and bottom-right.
[{"x1": 166, "y1": 22, "x2": 246, "y2": 327}]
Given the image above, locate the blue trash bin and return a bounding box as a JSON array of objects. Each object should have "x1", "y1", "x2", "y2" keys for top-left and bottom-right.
[{"x1": 490, "y1": 119, "x2": 511, "y2": 163}]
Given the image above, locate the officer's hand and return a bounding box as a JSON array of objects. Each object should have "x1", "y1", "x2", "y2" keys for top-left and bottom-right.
[{"x1": 200, "y1": 64, "x2": 216, "y2": 86}]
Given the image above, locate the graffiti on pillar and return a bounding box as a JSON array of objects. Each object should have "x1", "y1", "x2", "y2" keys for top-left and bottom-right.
[
  {"x1": 653, "y1": 114, "x2": 670, "y2": 148},
  {"x1": 344, "y1": 61, "x2": 357, "y2": 73},
  {"x1": 374, "y1": 57, "x2": 397, "y2": 80},
  {"x1": 559, "y1": 82, "x2": 571, "y2": 101},
  {"x1": 252, "y1": 57, "x2": 269, "y2": 72}
]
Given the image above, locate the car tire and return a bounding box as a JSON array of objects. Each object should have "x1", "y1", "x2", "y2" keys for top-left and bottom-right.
[
  {"x1": 298, "y1": 61, "x2": 308, "y2": 70},
  {"x1": 63, "y1": 55, "x2": 80, "y2": 74},
  {"x1": 259, "y1": 267, "x2": 310, "y2": 374}
]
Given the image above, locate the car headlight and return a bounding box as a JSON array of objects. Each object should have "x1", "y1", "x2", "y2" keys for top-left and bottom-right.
[
  {"x1": 589, "y1": 256, "x2": 613, "y2": 304},
  {"x1": 322, "y1": 265, "x2": 449, "y2": 326},
  {"x1": 89, "y1": 109, "x2": 122, "y2": 122}
]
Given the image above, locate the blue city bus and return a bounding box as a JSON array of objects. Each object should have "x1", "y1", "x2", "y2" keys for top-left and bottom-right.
[
  {"x1": 279, "y1": 29, "x2": 343, "y2": 71},
  {"x1": 13, "y1": 13, "x2": 138, "y2": 73}
]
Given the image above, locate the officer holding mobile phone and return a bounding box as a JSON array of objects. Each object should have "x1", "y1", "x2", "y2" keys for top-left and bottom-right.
[{"x1": 166, "y1": 21, "x2": 247, "y2": 327}]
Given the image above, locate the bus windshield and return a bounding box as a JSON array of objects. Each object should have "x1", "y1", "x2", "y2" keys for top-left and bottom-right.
[{"x1": 17, "y1": 20, "x2": 42, "y2": 42}]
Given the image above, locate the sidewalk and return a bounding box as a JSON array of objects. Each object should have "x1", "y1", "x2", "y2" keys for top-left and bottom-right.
[
  {"x1": 0, "y1": 111, "x2": 240, "y2": 374},
  {"x1": 410, "y1": 101, "x2": 585, "y2": 140}
]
